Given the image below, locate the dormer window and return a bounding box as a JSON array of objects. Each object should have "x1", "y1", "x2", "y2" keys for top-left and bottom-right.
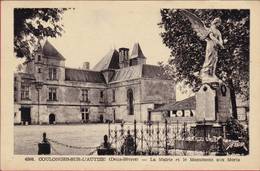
[{"x1": 49, "y1": 68, "x2": 57, "y2": 80}]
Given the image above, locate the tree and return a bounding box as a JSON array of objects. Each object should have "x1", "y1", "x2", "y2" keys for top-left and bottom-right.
[
  {"x1": 158, "y1": 9, "x2": 249, "y2": 118},
  {"x1": 14, "y1": 8, "x2": 69, "y2": 59},
  {"x1": 226, "y1": 117, "x2": 248, "y2": 141}
]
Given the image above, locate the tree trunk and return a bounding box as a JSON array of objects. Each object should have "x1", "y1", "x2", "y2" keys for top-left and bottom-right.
[{"x1": 228, "y1": 79, "x2": 238, "y2": 119}]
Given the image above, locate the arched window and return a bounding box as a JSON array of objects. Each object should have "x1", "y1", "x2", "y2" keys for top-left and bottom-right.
[{"x1": 127, "y1": 89, "x2": 134, "y2": 115}]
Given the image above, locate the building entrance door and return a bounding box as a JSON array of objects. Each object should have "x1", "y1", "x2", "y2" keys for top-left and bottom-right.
[
  {"x1": 49, "y1": 114, "x2": 55, "y2": 124},
  {"x1": 100, "y1": 115, "x2": 104, "y2": 123},
  {"x1": 20, "y1": 107, "x2": 31, "y2": 125}
]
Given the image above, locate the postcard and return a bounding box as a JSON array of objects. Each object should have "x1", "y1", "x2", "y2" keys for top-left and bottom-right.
[{"x1": 1, "y1": 0, "x2": 260, "y2": 170}]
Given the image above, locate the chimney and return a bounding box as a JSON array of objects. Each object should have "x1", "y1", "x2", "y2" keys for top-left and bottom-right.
[
  {"x1": 83, "y1": 62, "x2": 90, "y2": 70},
  {"x1": 119, "y1": 47, "x2": 129, "y2": 68}
]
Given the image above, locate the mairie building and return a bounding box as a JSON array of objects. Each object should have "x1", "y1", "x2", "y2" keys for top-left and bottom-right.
[{"x1": 14, "y1": 40, "x2": 175, "y2": 124}]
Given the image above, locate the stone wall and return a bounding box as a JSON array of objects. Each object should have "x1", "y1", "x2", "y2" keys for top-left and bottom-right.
[
  {"x1": 15, "y1": 58, "x2": 176, "y2": 124},
  {"x1": 141, "y1": 79, "x2": 175, "y2": 104},
  {"x1": 14, "y1": 104, "x2": 105, "y2": 124}
]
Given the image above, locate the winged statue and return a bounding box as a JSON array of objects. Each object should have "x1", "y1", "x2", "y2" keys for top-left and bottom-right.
[{"x1": 179, "y1": 10, "x2": 225, "y2": 83}]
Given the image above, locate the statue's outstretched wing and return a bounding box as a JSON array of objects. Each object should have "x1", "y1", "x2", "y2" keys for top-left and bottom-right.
[{"x1": 180, "y1": 10, "x2": 209, "y2": 40}]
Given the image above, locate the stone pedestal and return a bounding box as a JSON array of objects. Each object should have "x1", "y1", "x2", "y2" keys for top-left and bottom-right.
[
  {"x1": 195, "y1": 82, "x2": 232, "y2": 123},
  {"x1": 194, "y1": 122, "x2": 224, "y2": 138}
]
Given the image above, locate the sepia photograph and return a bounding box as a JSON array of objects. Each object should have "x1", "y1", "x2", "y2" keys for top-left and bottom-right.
[
  {"x1": 12, "y1": 7, "x2": 250, "y2": 157},
  {"x1": 3, "y1": 0, "x2": 260, "y2": 170}
]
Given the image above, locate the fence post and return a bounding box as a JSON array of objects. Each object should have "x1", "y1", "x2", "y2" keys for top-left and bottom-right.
[
  {"x1": 115, "y1": 127, "x2": 118, "y2": 154},
  {"x1": 183, "y1": 122, "x2": 187, "y2": 156},
  {"x1": 177, "y1": 120, "x2": 179, "y2": 134},
  {"x1": 204, "y1": 119, "x2": 206, "y2": 141},
  {"x1": 141, "y1": 125, "x2": 143, "y2": 153},
  {"x1": 165, "y1": 119, "x2": 168, "y2": 155},
  {"x1": 148, "y1": 121, "x2": 151, "y2": 136},
  {"x1": 148, "y1": 121, "x2": 152, "y2": 154},
  {"x1": 193, "y1": 125, "x2": 196, "y2": 153},
  {"x1": 184, "y1": 122, "x2": 186, "y2": 140},
  {"x1": 174, "y1": 121, "x2": 177, "y2": 154},
  {"x1": 108, "y1": 121, "x2": 111, "y2": 141},
  {"x1": 157, "y1": 121, "x2": 160, "y2": 153},
  {"x1": 121, "y1": 122, "x2": 124, "y2": 137},
  {"x1": 134, "y1": 119, "x2": 137, "y2": 155}
]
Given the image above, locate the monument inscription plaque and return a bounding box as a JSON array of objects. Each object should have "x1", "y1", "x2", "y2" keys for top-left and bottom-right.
[{"x1": 195, "y1": 84, "x2": 216, "y2": 121}]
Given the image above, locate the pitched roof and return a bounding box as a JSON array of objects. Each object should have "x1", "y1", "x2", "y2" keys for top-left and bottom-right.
[
  {"x1": 110, "y1": 65, "x2": 143, "y2": 83},
  {"x1": 109, "y1": 64, "x2": 172, "y2": 83},
  {"x1": 42, "y1": 40, "x2": 65, "y2": 61},
  {"x1": 142, "y1": 64, "x2": 171, "y2": 80},
  {"x1": 65, "y1": 68, "x2": 105, "y2": 83},
  {"x1": 130, "y1": 43, "x2": 146, "y2": 59},
  {"x1": 92, "y1": 49, "x2": 119, "y2": 71},
  {"x1": 152, "y1": 96, "x2": 196, "y2": 112}
]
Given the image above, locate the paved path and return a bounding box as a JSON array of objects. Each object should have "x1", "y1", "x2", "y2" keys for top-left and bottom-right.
[{"x1": 14, "y1": 124, "x2": 108, "y2": 155}]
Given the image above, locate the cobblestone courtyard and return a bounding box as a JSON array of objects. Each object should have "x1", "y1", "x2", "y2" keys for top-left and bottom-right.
[{"x1": 14, "y1": 124, "x2": 109, "y2": 155}]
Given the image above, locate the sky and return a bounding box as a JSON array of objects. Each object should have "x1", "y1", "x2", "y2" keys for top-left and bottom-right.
[
  {"x1": 15, "y1": 5, "x2": 192, "y2": 100},
  {"x1": 47, "y1": 6, "x2": 171, "y2": 69}
]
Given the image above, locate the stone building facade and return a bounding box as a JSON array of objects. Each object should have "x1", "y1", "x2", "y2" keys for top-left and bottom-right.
[{"x1": 14, "y1": 41, "x2": 175, "y2": 124}]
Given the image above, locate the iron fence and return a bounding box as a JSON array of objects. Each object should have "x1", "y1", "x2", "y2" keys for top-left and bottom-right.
[
  {"x1": 37, "y1": 120, "x2": 248, "y2": 156},
  {"x1": 107, "y1": 120, "x2": 234, "y2": 155}
]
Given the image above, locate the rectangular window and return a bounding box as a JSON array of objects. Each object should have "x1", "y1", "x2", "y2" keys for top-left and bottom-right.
[
  {"x1": 112, "y1": 89, "x2": 116, "y2": 102},
  {"x1": 81, "y1": 107, "x2": 89, "y2": 122},
  {"x1": 81, "y1": 89, "x2": 89, "y2": 102},
  {"x1": 100, "y1": 90, "x2": 104, "y2": 103},
  {"x1": 49, "y1": 68, "x2": 57, "y2": 80},
  {"x1": 48, "y1": 88, "x2": 57, "y2": 101},
  {"x1": 21, "y1": 83, "x2": 30, "y2": 100},
  {"x1": 100, "y1": 91, "x2": 103, "y2": 98}
]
